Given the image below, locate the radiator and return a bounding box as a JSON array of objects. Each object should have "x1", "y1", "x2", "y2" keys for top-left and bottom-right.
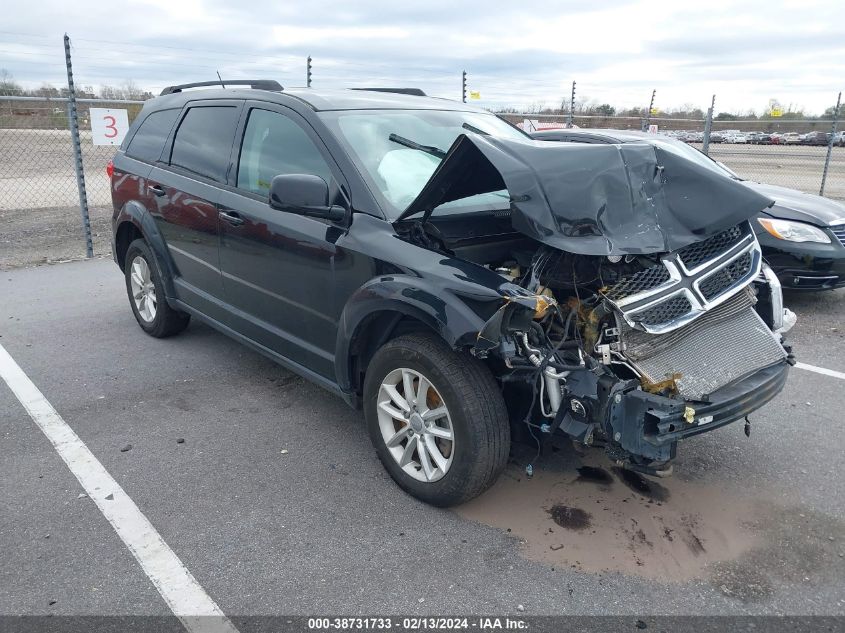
[{"x1": 617, "y1": 288, "x2": 787, "y2": 400}]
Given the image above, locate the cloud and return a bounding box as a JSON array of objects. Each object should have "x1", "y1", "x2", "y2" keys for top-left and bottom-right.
[{"x1": 1, "y1": 0, "x2": 842, "y2": 113}]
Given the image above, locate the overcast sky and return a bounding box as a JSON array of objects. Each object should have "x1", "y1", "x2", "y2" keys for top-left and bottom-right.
[{"x1": 2, "y1": 0, "x2": 843, "y2": 115}]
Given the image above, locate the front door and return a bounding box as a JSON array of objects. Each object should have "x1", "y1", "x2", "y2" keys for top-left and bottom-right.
[{"x1": 217, "y1": 104, "x2": 347, "y2": 379}]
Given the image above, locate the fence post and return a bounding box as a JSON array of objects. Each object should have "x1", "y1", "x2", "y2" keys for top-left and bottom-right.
[
  {"x1": 643, "y1": 89, "x2": 656, "y2": 131},
  {"x1": 306, "y1": 56, "x2": 312, "y2": 88},
  {"x1": 462, "y1": 71, "x2": 467, "y2": 103},
  {"x1": 63, "y1": 34, "x2": 93, "y2": 258},
  {"x1": 567, "y1": 81, "x2": 576, "y2": 128},
  {"x1": 819, "y1": 91, "x2": 841, "y2": 197},
  {"x1": 702, "y1": 94, "x2": 715, "y2": 156}
]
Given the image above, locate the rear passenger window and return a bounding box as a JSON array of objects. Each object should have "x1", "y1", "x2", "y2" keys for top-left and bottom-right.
[
  {"x1": 125, "y1": 109, "x2": 179, "y2": 163},
  {"x1": 170, "y1": 106, "x2": 240, "y2": 182},
  {"x1": 236, "y1": 109, "x2": 332, "y2": 195}
]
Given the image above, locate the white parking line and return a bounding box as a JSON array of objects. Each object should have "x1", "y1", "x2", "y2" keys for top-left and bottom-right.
[
  {"x1": 795, "y1": 361, "x2": 845, "y2": 381},
  {"x1": 0, "y1": 343, "x2": 239, "y2": 633}
]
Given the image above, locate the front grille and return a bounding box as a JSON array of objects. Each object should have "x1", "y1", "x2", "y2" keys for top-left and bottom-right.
[
  {"x1": 619, "y1": 289, "x2": 786, "y2": 400},
  {"x1": 699, "y1": 251, "x2": 754, "y2": 300},
  {"x1": 636, "y1": 295, "x2": 692, "y2": 328},
  {"x1": 676, "y1": 225, "x2": 744, "y2": 269},
  {"x1": 602, "y1": 221, "x2": 761, "y2": 334},
  {"x1": 604, "y1": 264, "x2": 671, "y2": 301},
  {"x1": 831, "y1": 225, "x2": 845, "y2": 248}
]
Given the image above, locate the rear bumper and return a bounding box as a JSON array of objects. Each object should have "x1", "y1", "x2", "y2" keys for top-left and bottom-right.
[{"x1": 607, "y1": 360, "x2": 789, "y2": 463}]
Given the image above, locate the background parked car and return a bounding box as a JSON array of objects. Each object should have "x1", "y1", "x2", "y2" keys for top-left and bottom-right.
[
  {"x1": 531, "y1": 128, "x2": 845, "y2": 291},
  {"x1": 801, "y1": 131, "x2": 833, "y2": 146},
  {"x1": 748, "y1": 132, "x2": 773, "y2": 145},
  {"x1": 835, "y1": 131, "x2": 845, "y2": 147},
  {"x1": 782, "y1": 133, "x2": 801, "y2": 144}
]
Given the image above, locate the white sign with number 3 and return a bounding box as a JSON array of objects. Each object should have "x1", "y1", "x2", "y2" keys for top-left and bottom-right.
[{"x1": 90, "y1": 108, "x2": 129, "y2": 146}]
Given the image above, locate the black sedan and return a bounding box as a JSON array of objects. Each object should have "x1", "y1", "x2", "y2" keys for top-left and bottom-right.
[{"x1": 532, "y1": 128, "x2": 845, "y2": 290}]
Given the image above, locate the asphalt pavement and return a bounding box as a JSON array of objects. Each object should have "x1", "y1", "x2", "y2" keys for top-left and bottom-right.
[{"x1": 1, "y1": 258, "x2": 844, "y2": 619}]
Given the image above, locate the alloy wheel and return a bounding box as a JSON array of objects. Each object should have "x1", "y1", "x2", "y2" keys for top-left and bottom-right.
[
  {"x1": 376, "y1": 367, "x2": 455, "y2": 483},
  {"x1": 129, "y1": 255, "x2": 157, "y2": 323}
]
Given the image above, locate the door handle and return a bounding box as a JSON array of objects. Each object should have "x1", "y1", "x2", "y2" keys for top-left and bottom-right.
[
  {"x1": 219, "y1": 210, "x2": 245, "y2": 227},
  {"x1": 148, "y1": 184, "x2": 166, "y2": 197}
]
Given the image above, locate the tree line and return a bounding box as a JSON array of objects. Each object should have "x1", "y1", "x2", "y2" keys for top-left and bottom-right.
[{"x1": 0, "y1": 70, "x2": 154, "y2": 100}]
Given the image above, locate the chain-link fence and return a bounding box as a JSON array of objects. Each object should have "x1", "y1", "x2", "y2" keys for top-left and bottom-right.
[{"x1": 0, "y1": 96, "x2": 143, "y2": 268}]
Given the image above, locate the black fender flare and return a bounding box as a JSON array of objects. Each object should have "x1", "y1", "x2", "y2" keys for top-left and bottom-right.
[
  {"x1": 113, "y1": 201, "x2": 178, "y2": 301},
  {"x1": 334, "y1": 275, "x2": 496, "y2": 394}
]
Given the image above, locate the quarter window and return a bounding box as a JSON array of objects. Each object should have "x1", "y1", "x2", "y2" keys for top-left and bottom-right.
[
  {"x1": 170, "y1": 106, "x2": 240, "y2": 182},
  {"x1": 237, "y1": 109, "x2": 332, "y2": 195},
  {"x1": 124, "y1": 109, "x2": 179, "y2": 163}
]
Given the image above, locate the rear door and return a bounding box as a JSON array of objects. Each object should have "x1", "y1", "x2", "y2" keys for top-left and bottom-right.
[
  {"x1": 216, "y1": 102, "x2": 347, "y2": 379},
  {"x1": 147, "y1": 100, "x2": 243, "y2": 319}
]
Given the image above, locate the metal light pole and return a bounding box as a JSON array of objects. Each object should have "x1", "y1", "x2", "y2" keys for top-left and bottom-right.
[{"x1": 306, "y1": 56, "x2": 312, "y2": 88}]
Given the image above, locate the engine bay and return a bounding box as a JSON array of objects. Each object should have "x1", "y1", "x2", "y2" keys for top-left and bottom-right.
[{"x1": 400, "y1": 212, "x2": 794, "y2": 475}]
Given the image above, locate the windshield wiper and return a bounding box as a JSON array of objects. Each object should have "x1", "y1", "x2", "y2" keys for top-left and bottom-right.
[{"x1": 388, "y1": 133, "x2": 446, "y2": 159}]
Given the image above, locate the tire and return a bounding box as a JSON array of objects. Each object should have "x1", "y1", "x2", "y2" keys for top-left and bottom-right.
[
  {"x1": 363, "y1": 332, "x2": 510, "y2": 507},
  {"x1": 124, "y1": 239, "x2": 190, "y2": 338}
]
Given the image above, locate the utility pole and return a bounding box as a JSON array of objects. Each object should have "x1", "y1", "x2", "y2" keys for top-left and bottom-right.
[
  {"x1": 820, "y1": 91, "x2": 841, "y2": 196},
  {"x1": 644, "y1": 89, "x2": 656, "y2": 131},
  {"x1": 568, "y1": 81, "x2": 576, "y2": 128},
  {"x1": 702, "y1": 94, "x2": 716, "y2": 155},
  {"x1": 306, "y1": 56, "x2": 312, "y2": 88},
  {"x1": 462, "y1": 70, "x2": 467, "y2": 103}
]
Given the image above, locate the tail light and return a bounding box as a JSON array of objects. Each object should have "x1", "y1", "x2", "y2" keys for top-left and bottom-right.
[{"x1": 106, "y1": 159, "x2": 114, "y2": 179}]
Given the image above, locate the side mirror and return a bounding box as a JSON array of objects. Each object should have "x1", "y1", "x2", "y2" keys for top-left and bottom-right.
[{"x1": 268, "y1": 174, "x2": 346, "y2": 222}]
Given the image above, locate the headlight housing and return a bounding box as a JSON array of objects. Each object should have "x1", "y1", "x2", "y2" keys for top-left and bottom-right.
[{"x1": 757, "y1": 218, "x2": 831, "y2": 243}]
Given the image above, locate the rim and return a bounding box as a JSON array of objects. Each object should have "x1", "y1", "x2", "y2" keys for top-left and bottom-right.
[
  {"x1": 129, "y1": 255, "x2": 157, "y2": 323},
  {"x1": 376, "y1": 367, "x2": 454, "y2": 483}
]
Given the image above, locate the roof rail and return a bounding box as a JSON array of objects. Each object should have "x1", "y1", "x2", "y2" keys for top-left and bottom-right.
[
  {"x1": 160, "y1": 80, "x2": 283, "y2": 96},
  {"x1": 350, "y1": 88, "x2": 427, "y2": 97}
]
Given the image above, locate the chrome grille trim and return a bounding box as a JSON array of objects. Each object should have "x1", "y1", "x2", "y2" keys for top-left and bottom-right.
[
  {"x1": 831, "y1": 226, "x2": 845, "y2": 248},
  {"x1": 604, "y1": 222, "x2": 762, "y2": 334}
]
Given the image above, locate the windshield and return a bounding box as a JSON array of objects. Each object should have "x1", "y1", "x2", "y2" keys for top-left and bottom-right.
[{"x1": 319, "y1": 109, "x2": 527, "y2": 219}]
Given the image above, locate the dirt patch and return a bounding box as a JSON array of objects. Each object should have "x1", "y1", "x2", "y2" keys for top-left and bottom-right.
[
  {"x1": 456, "y1": 457, "x2": 759, "y2": 582},
  {"x1": 613, "y1": 467, "x2": 670, "y2": 502},
  {"x1": 456, "y1": 457, "x2": 845, "y2": 597},
  {"x1": 576, "y1": 465, "x2": 614, "y2": 486},
  {"x1": 548, "y1": 505, "x2": 591, "y2": 531}
]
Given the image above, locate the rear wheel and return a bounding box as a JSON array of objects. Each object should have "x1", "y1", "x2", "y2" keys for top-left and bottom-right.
[
  {"x1": 363, "y1": 332, "x2": 510, "y2": 507},
  {"x1": 124, "y1": 239, "x2": 190, "y2": 338}
]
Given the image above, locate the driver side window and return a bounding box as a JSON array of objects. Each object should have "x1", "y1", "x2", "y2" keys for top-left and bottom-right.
[{"x1": 236, "y1": 109, "x2": 332, "y2": 196}]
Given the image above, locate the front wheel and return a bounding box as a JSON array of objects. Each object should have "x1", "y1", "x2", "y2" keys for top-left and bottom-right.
[{"x1": 363, "y1": 332, "x2": 510, "y2": 507}]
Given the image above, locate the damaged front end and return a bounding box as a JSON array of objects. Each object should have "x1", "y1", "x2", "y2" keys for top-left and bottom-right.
[
  {"x1": 400, "y1": 132, "x2": 795, "y2": 476},
  {"x1": 472, "y1": 236, "x2": 794, "y2": 475}
]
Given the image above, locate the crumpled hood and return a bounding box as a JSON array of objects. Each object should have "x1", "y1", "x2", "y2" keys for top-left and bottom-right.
[{"x1": 397, "y1": 134, "x2": 774, "y2": 256}]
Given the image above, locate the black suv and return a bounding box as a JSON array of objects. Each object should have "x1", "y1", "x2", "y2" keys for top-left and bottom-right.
[{"x1": 110, "y1": 80, "x2": 793, "y2": 506}]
